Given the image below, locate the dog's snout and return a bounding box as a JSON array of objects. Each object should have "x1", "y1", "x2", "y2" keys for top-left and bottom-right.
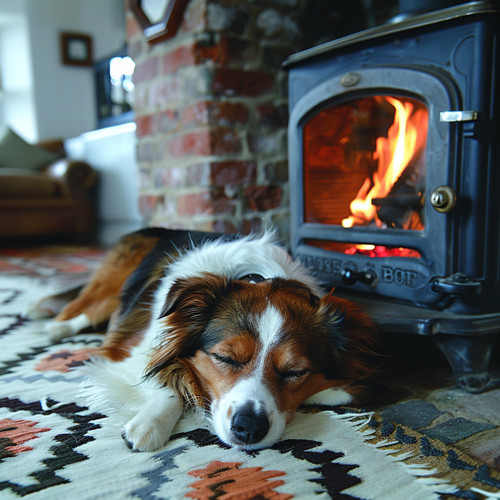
[{"x1": 230, "y1": 402, "x2": 269, "y2": 444}]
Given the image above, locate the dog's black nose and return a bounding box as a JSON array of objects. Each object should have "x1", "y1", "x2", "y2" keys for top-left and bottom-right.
[{"x1": 231, "y1": 403, "x2": 269, "y2": 444}]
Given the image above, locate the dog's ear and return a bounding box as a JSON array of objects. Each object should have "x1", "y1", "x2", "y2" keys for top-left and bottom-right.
[
  {"x1": 146, "y1": 273, "x2": 237, "y2": 379},
  {"x1": 158, "y1": 273, "x2": 232, "y2": 321},
  {"x1": 317, "y1": 294, "x2": 378, "y2": 380}
]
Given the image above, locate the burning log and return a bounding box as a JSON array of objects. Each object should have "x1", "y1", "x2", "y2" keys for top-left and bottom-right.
[{"x1": 372, "y1": 153, "x2": 425, "y2": 230}]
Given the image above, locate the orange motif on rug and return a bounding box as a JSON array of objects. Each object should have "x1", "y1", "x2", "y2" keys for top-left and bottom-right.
[
  {"x1": 35, "y1": 348, "x2": 98, "y2": 373},
  {"x1": 0, "y1": 418, "x2": 50, "y2": 456},
  {"x1": 186, "y1": 460, "x2": 292, "y2": 499}
]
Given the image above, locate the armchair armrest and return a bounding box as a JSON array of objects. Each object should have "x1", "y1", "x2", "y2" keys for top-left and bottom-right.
[{"x1": 45, "y1": 159, "x2": 98, "y2": 198}]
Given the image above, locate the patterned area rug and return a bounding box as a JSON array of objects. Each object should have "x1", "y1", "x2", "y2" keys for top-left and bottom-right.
[{"x1": 1, "y1": 259, "x2": 500, "y2": 498}]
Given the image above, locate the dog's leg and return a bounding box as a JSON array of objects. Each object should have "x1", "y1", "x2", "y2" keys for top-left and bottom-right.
[
  {"x1": 47, "y1": 232, "x2": 162, "y2": 335},
  {"x1": 121, "y1": 390, "x2": 183, "y2": 452}
]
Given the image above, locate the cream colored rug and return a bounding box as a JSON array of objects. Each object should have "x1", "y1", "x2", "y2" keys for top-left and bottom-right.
[{"x1": 1, "y1": 275, "x2": 499, "y2": 499}]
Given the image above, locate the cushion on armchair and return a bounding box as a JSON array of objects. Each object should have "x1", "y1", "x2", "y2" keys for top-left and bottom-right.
[{"x1": 0, "y1": 126, "x2": 62, "y2": 171}]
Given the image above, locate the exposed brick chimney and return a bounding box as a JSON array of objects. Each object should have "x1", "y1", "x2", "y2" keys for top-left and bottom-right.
[{"x1": 126, "y1": 0, "x2": 304, "y2": 239}]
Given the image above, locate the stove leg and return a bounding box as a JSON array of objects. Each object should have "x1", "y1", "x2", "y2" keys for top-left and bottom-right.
[{"x1": 433, "y1": 334, "x2": 496, "y2": 393}]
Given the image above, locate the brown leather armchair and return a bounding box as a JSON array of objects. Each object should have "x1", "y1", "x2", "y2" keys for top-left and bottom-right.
[{"x1": 0, "y1": 139, "x2": 98, "y2": 242}]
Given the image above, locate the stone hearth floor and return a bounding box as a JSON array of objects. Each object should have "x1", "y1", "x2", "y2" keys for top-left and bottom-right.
[{"x1": 374, "y1": 333, "x2": 500, "y2": 472}]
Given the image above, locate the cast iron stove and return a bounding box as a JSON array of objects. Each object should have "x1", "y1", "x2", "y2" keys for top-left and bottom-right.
[{"x1": 284, "y1": 1, "x2": 500, "y2": 392}]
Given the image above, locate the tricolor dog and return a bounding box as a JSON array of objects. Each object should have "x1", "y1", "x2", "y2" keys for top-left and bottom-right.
[{"x1": 31, "y1": 229, "x2": 376, "y2": 451}]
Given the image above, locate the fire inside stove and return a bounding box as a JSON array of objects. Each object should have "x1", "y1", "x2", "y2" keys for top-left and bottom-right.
[{"x1": 303, "y1": 95, "x2": 428, "y2": 258}]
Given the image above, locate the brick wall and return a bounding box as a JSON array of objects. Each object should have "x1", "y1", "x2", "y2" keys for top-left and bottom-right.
[
  {"x1": 126, "y1": 0, "x2": 306, "y2": 240},
  {"x1": 126, "y1": 0, "x2": 391, "y2": 240}
]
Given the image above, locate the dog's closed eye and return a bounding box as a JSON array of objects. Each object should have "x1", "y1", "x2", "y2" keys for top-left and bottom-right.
[
  {"x1": 211, "y1": 353, "x2": 246, "y2": 370},
  {"x1": 277, "y1": 368, "x2": 310, "y2": 382}
]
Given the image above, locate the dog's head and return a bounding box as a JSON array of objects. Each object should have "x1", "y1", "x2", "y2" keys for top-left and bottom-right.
[{"x1": 146, "y1": 273, "x2": 376, "y2": 449}]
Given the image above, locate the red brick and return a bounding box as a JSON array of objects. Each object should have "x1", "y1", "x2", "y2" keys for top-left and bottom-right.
[
  {"x1": 177, "y1": 192, "x2": 210, "y2": 216},
  {"x1": 148, "y1": 76, "x2": 185, "y2": 108},
  {"x1": 210, "y1": 161, "x2": 256, "y2": 186},
  {"x1": 166, "y1": 128, "x2": 241, "y2": 157},
  {"x1": 194, "y1": 37, "x2": 229, "y2": 65},
  {"x1": 163, "y1": 45, "x2": 196, "y2": 74},
  {"x1": 209, "y1": 102, "x2": 248, "y2": 125},
  {"x1": 210, "y1": 128, "x2": 241, "y2": 155},
  {"x1": 154, "y1": 166, "x2": 184, "y2": 188},
  {"x1": 162, "y1": 75, "x2": 185, "y2": 104},
  {"x1": 244, "y1": 185, "x2": 282, "y2": 212},
  {"x1": 212, "y1": 187, "x2": 237, "y2": 214},
  {"x1": 161, "y1": 37, "x2": 236, "y2": 75},
  {"x1": 185, "y1": 163, "x2": 211, "y2": 187},
  {"x1": 135, "y1": 115, "x2": 153, "y2": 137},
  {"x1": 182, "y1": 102, "x2": 210, "y2": 127},
  {"x1": 177, "y1": 189, "x2": 236, "y2": 216},
  {"x1": 139, "y1": 195, "x2": 162, "y2": 217},
  {"x1": 133, "y1": 57, "x2": 159, "y2": 84},
  {"x1": 185, "y1": 36, "x2": 258, "y2": 67},
  {"x1": 154, "y1": 109, "x2": 178, "y2": 133},
  {"x1": 212, "y1": 68, "x2": 275, "y2": 96},
  {"x1": 167, "y1": 130, "x2": 211, "y2": 157},
  {"x1": 248, "y1": 131, "x2": 284, "y2": 156},
  {"x1": 182, "y1": 101, "x2": 248, "y2": 127},
  {"x1": 240, "y1": 217, "x2": 263, "y2": 235},
  {"x1": 212, "y1": 219, "x2": 238, "y2": 234}
]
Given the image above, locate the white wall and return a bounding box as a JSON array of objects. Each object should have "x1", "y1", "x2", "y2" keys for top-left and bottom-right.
[
  {"x1": 0, "y1": 1, "x2": 37, "y2": 140},
  {"x1": 0, "y1": 0, "x2": 126, "y2": 141},
  {"x1": 0, "y1": 20, "x2": 37, "y2": 140},
  {"x1": 65, "y1": 123, "x2": 144, "y2": 246}
]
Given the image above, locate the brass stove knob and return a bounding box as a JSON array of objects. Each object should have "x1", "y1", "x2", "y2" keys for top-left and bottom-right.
[{"x1": 430, "y1": 186, "x2": 456, "y2": 213}]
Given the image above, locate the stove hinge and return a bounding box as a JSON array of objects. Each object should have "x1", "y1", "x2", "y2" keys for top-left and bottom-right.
[{"x1": 431, "y1": 273, "x2": 482, "y2": 296}]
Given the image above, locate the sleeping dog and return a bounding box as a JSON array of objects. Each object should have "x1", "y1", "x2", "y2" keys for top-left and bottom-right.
[{"x1": 31, "y1": 229, "x2": 376, "y2": 451}]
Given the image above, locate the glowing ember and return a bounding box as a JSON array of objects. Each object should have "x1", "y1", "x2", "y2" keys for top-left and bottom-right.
[
  {"x1": 344, "y1": 245, "x2": 421, "y2": 258},
  {"x1": 342, "y1": 96, "x2": 428, "y2": 228}
]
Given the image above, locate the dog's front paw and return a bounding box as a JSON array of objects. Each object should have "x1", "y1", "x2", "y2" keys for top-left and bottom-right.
[
  {"x1": 122, "y1": 417, "x2": 171, "y2": 452},
  {"x1": 44, "y1": 321, "x2": 74, "y2": 341},
  {"x1": 44, "y1": 321, "x2": 75, "y2": 341},
  {"x1": 43, "y1": 313, "x2": 91, "y2": 342}
]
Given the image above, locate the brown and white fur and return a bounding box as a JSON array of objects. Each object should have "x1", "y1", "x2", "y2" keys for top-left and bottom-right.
[{"x1": 30, "y1": 229, "x2": 377, "y2": 452}]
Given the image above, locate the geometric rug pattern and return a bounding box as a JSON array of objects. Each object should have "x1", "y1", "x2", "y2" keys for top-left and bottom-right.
[{"x1": 1, "y1": 265, "x2": 499, "y2": 498}]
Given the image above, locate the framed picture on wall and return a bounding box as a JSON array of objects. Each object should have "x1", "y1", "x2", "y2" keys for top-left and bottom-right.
[
  {"x1": 130, "y1": 0, "x2": 188, "y2": 44},
  {"x1": 60, "y1": 32, "x2": 93, "y2": 67}
]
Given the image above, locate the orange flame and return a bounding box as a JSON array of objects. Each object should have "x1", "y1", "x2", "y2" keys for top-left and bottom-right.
[{"x1": 342, "y1": 96, "x2": 428, "y2": 228}]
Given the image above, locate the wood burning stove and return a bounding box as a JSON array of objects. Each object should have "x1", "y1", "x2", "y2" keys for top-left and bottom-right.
[{"x1": 285, "y1": 1, "x2": 499, "y2": 393}]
